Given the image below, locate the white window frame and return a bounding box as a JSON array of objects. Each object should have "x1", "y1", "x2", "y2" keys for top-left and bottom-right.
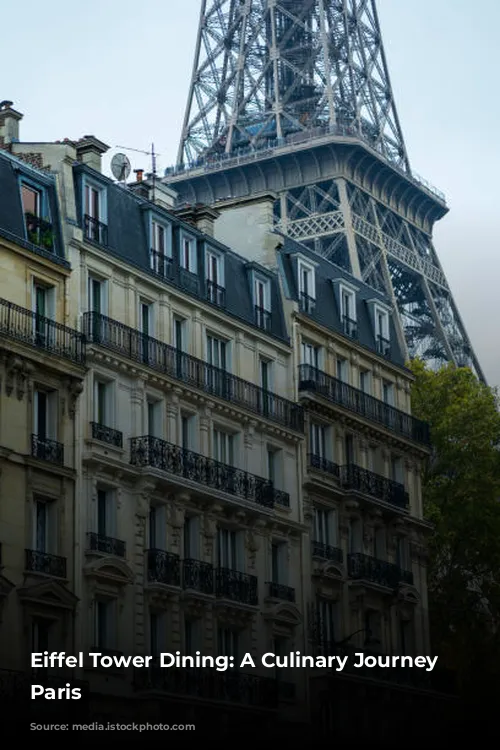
[
  {"x1": 336, "y1": 357, "x2": 349, "y2": 383},
  {"x1": 150, "y1": 216, "x2": 172, "y2": 257},
  {"x1": 146, "y1": 398, "x2": 163, "y2": 438},
  {"x1": 382, "y1": 379, "x2": 395, "y2": 406},
  {"x1": 93, "y1": 377, "x2": 114, "y2": 427},
  {"x1": 32, "y1": 280, "x2": 55, "y2": 320},
  {"x1": 310, "y1": 421, "x2": 327, "y2": 459},
  {"x1": 183, "y1": 515, "x2": 200, "y2": 559},
  {"x1": 87, "y1": 274, "x2": 108, "y2": 315},
  {"x1": 180, "y1": 232, "x2": 197, "y2": 273},
  {"x1": 213, "y1": 427, "x2": 235, "y2": 466},
  {"x1": 206, "y1": 333, "x2": 229, "y2": 370},
  {"x1": 205, "y1": 246, "x2": 224, "y2": 287},
  {"x1": 270, "y1": 540, "x2": 287, "y2": 585},
  {"x1": 149, "y1": 504, "x2": 167, "y2": 550},
  {"x1": 217, "y1": 527, "x2": 242, "y2": 571},
  {"x1": 359, "y1": 369, "x2": 372, "y2": 394},
  {"x1": 314, "y1": 507, "x2": 337, "y2": 547},
  {"x1": 218, "y1": 627, "x2": 239, "y2": 658},
  {"x1": 139, "y1": 299, "x2": 154, "y2": 337},
  {"x1": 83, "y1": 176, "x2": 107, "y2": 224},
  {"x1": 96, "y1": 487, "x2": 116, "y2": 538},
  {"x1": 33, "y1": 497, "x2": 57, "y2": 554},
  {"x1": 94, "y1": 597, "x2": 116, "y2": 650},
  {"x1": 340, "y1": 285, "x2": 356, "y2": 322},
  {"x1": 297, "y1": 258, "x2": 316, "y2": 300},
  {"x1": 253, "y1": 273, "x2": 271, "y2": 312},
  {"x1": 33, "y1": 388, "x2": 57, "y2": 440},
  {"x1": 301, "y1": 340, "x2": 321, "y2": 369}
]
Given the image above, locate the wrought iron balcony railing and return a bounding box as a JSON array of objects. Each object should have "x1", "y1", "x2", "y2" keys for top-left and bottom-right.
[
  {"x1": 377, "y1": 335, "x2": 391, "y2": 357},
  {"x1": 215, "y1": 567, "x2": 258, "y2": 605},
  {"x1": 347, "y1": 552, "x2": 413, "y2": 588},
  {"x1": 206, "y1": 279, "x2": 226, "y2": 307},
  {"x1": 90, "y1": 421, "x2": 123, "y2": 448},
  {"x1": 341, "y1": 464, "x2": 409, "y2": 510},
  {"x1": 342, "y1": 315, "x2": 358, "y2": 339},
  {"x1": 299, "y1": 292, "x2": 316, "y2": 314},
  {"x1": 31, "y1": 434, "x2": 64, "y2": 466},
  {"x1": 183, "y1": 558, "x2": 214, "y2": 594},
  {"x1": 311, "y1": 540, "x2": 343, "y2": 564},
  {"x1": 308, "y1": 453, "x2": 340, "y2": 478},
  {"x1": 255, "y1": 305, "x2": 271, "y2": 331},
  {"x1": 25, "y1": 549, "x2": 66, "y2": 578},
  {"x1": 25, "y1": 212, "x2": 54, "y2": 252},
  {"x1": 147, "y1": 549, "x2": 181, "y2": 586},
  {"x1": 83, "y1": 313, "x2": 303, "y2": 432},
  {"x1": 266, "y1": 581, "x2": 296, "y2": 602},
  {"x1": 130, "y1": 435, "x2": 282, "y2": 509},
  {"x1": 0, "y1": 298, "x2": 86, "y2": 364},
  {"x1": 298, "y1": 364, "x2": 430, "y2": 446},
  {"x1": 84, "y1": 214, "x2": 108, "y2": 246},
  {"x1": 150, "y1": 248, "x2": 174, "y2": 280},
  {"x1": 87, "y1": 531, "x2": 126, "y2": 558},
  {"x1": 134, "y1": 663, "x2": 278, "y2": 708}
]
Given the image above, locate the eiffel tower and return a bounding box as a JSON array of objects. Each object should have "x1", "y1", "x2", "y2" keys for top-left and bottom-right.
[{"x1": 166, "y1": 0, "x2": 484, "y2": 380}]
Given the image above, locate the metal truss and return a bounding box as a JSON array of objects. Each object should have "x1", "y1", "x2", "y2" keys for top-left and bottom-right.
[{"x1": 179, "y1": 0, "x2": 408, "y2": 170}]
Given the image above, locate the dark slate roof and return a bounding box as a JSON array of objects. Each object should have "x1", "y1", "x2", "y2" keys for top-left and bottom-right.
[
  {"x1": 0, "y1": 150, "x2": 67, "y2": 267},
  {"x1": 278, "y1": 235, "x2": 406, "y2": 367},
  {"x1": 73, "y1": 164, "x2": 289, "y2": 343}
]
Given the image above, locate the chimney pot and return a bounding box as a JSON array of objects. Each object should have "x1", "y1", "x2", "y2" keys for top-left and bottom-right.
[{"x1": 134, "y1": 169, "x2": 144, "y2": 183}]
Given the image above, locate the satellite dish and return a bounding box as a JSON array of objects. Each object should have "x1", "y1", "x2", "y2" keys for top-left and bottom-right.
[{"x1": 111, "y1": 152, "x2": 131, "y2": 182}]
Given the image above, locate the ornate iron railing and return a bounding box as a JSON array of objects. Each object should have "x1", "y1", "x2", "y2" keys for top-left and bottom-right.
[
  {"x1": 83, "y1": 214, "x2": 108, "y2": 246},
  {"x1": 25, "y1": 212, "x2": 54, "y2": 252},
  {"x1": 0, "y1": 298, "x2": 86, "y2": 364},
  {"x1": 31, "y1": 434, "x2": 64, "y2": 466},
  {"x1": 183, "y1": 558, "x2": 214, "y2": 594},
  {"x1": 25, "y1": 549, "x2": 66, "y2": 578},
  {"x1": 298, "y1": 364, "x2": 430, "y2": 446},
  {"x1": 311, "y1": 541, "x2": 343, "y2": 563},
  {"x1": 215, "y1": 567, "x2": 258, "y2": 605},
  {"x1": 308, "y1": 453, "x2": 340, "y2": 478},
  {"x1": 87, "y1": 531, "x2": 126, "y2": 558},
  {"x1": 150, "y1": 248, "x2": 174, "y2": 280},
  {"x1": 255, "y1": 305, "x2": 271, "y2": 331},
  {"x1": 130, "y1": 436, "x2": 280, "y2": 509},
  {"x1": 134, "y1": 663, "x2": 278, "y2": 708},
  {"x1": 90, "y1": 421, "x2": 123, "y2": 448},
  {"x1": 147, "y1": 549, "x2": 181, "y2": 586},
  {"x1": 341, "y1": 464, "x2": 409, "y2": 509},
  {"x1": 206, "y1": 280, "x2": 226, "y2": 307},
  {"x1": 83, "y1": 313, "x2": 303, "y2": 432},
  {"x1": 347, "y1": 552, "x2": 413, "y2": 588},
  {"x1": 266, "y1": 582, "x2": 296, "y2": 602}
]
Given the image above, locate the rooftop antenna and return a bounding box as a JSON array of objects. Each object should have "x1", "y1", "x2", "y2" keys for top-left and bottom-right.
[{"x1": 115, "y1": 143, "x2": 159, "y2": 190}]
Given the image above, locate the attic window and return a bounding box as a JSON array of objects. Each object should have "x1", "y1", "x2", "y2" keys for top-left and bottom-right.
[
  {"x1": 205, "y1": 247, "x2": 225, "y2": 307},
  {"x1": 376, "y1": 309, "x2": 390, "y2": 356},
  {"x1": 298, "y1": 259, "x2": 316, "y2": 314},
  {"x1": 21, "y1": 181, "x2": 54, "y2": 252},
  {"x1": 340, "y1": 285, "x2": 357, "y2": 339},
  {"x1": 253, "y1": 274, "x2": 271, "y2": 331}
]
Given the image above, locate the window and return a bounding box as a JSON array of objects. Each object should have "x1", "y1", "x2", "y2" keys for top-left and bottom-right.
[
  {"x1": 185, "y1": 618, "x2": 201, "y2": 655},
  {"x1": 365, "y1": 610, "x2": 382, "y2": 648},
  {"x1": 391, "y1": 455, "x2": 403, "y2": 484},
  {"x1": 85, "y1": 184, "x2": 101, "y2": 221},
  {"x1": 344, "y1": 433, "x2": 354, "y2": 464},
  {"x1": 260, "y1": 358, "x2": 271, "y2": 391},
  {"x1": 181, "y1": 234, "x2": 197, "y2": 273},
  {"x1": 22, "y1": 184, "x2": 41, "y2": 216},
  {"x1": 151, "y1": 220, "x2": 172, "y2": 277},
  {"x1": 139, "y1": 300, "x2": 153, "y2": 337},
  {"x1": 33, "y1": 389, "x2": 57, "y2": 441},
  {"x1": 94, "y1": 379, "x2": 113, "y2": 426},
  {"x1": 205, "y1": 248, "x2": 225, "y2": 305},
  {"x1": 33, "y1": 498, "x2": 56, "y2": 554},
  {"x1": 297, "y1": 259, "x2": 316, "y2": 313},
  {"x1": 349, "y1": 517, "x2": 363, "y2": 553},
  {"x1": 271, "y1": 542, "x2": 287, "y2": 584},
  {"x1": 376, "y1": 309, "x2": 390, "y2": 356},
  {"x1": 218, "y1": 627, "x2": 239, "y2": 659},
  {"x1": 84, "y1": 181, "x2": 107, "y2": 244},
  {"x1": 97, "y1": 489, "x2": 116, "y2": 538},
  {"x1": 309, "y1": 422, "x2": 326, "y2": 459},
  {"x1": 173, "y1": 316, "x2": 187, "y2": 352},
  {"x1": 341, "y1": 287, "x2": 357, "y2": 338},
  {"x1": 213, "y1": 428, "x2": 234, "y2": 465},
  {"x1": 181, "y1": 413, "x2": 195, "y2": 450},
  {"x1": 359, "y1": 369, "x2": 371, "y2": 394},
  {"x1": 217, "y1": 528, "x2": 241, "y2": 570},
  {"x1": 149, "y1": 505, "x2": 166, "y2": 550},
  {"x1": 94, "y1": 599, "x2": 116, "y2": 650},
  {"x1": 33, "y1": 282, "x2": 55, "y2": 346},
  {"x1": 314, "y1": 508, "x2": 336, "y2": 547},
  {"x1": 147, "y1": 399, "x2": 162, "y2": 438},
  {"x1": 206, "y1": 334, "x2": 227, "y2": 370},
  {"x1": 382, "y1": 380, "x2": 395, "y2": 406},
  {"x1": 396, "y1": 537, "x2": 409, "y2": 571},
  {"x1": 150, "y1": 610, "x2": 166, "y2": 656},
  {"x1": 301, "y1": 340, "x2": 321, "y2": 369},
  {"x1": 336, "y1": 357, "x2": 348, "y2": 383},
  {"x1": 88, "y1": 275, "x2": 107, "y2": 315},
  {"x1": 316, "y1": 598, "x2": 340, "y2": 645},
  {"x1": 22, "y1": 183, "x2": 53, "y2": 249},
  {"x1": 374, "y1": 527, "x2": 386, "y2": 560},
  {"x1": 254, "y1": 276, "x2": 271, "y2": 329},
  {"x1": 184, "y1": 516, "x2": 199, "y2": 559}
]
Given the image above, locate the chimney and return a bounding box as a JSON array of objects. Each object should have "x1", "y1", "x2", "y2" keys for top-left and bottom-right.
[
  {"x1": 134, "y1": 169, "x2": 144, "y2": 182},
  {"x1": 175, "y1": 203, "x2": 221, "y2": 238},
  {"x1": 0, "y1": 101, "x2": 23, "y2": 145},
  {"x1": 75, "y1": 135, "x2": 109, "y2": 173}
]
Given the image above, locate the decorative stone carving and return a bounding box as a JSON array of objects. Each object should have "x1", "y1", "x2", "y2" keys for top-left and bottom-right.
[{"x1": 135, "y1": 480, "x2": 156, "y2": 517}]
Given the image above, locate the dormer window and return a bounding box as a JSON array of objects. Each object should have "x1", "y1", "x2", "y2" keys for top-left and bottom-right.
[
  {"x1": 367, "y1": 299, "x2": 391, "y2": 357},
  {"x1": 180, "y1": 233, "x2": 197, "y2": 273},
  {"x1": 21, "y1": 181, "x2": 54, "y2": 252},
  {"x1": 253, "y1": 274, "x2": 271, "y2": 331},
  {"x1": 297, "y1": 258, "x2": 316, "y2": 314},
  {"x1": 83, "y1": 178, "x2": 107, "y2": 246},
  {"x1": 205, "y1": 247, "x2": 225, "y2": 307},
  {"x1": 332, "y1": 279, "x2": 358, "y2": 339},
  {"x1": 150, "y1": 218, "x2": 172, "y2": 279}
]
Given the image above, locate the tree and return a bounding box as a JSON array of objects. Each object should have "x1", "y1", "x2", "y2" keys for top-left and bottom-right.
[{"x1": 409, "y1": 360, "x2": 500, "y2": 702}]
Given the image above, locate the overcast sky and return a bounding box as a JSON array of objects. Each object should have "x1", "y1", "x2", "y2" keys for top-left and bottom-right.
[{"x1": 2, "y1": 0, "x2": 498, "y2": 386}]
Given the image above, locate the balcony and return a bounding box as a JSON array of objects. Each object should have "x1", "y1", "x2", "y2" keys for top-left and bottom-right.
[
  {"x1": 130, "y1": 436, "x2": 282, "y2": 509},
  {"x1": 134, "y1": 663, "x2": 278, "y2": 709},
  {"x1": 25, "y1": 549, "x2": 66, "y2": 578},
  {"x1": 308, "y1": 453, "x2": 340, "y2": 478},
  {"x1": 25, "y1": 213, "x2": 54, "y2": 252},
  {"x1": 342, "y1": 315, "x2": 358, "y2": 339},
  {"x1": 311, "y1": 541, "x2": 343, "y2": 564},
  {"x1": 298, "y1": 364, "x2": 430, "y2": 446},
  {"x1": 31, "y1": 435, "x2": 64, "y2": 466},
  {"x1": 266, "y1": 582, "x2": 296, "y2": 602},
  {"x1": 341, "y1": 464, "x2": 409, "y2": 510},
  {"x1": 299, "y1": 292, "x2": 316, "y2": 315},
  {"x1": 0, "y1": 298, "x2": 86, "y2": 365},
  {"x1": 206, "y1": 279, "x2": 226, "y2": 308},
  {"x1": 83, "y1": 214, "x2": 108, "y2": 246},
  {"x1": 83, "y1": 313, "x2": 303, "y2": 432},
  {"x1": 90, "y1": 421, "x2": 123, "y2": 448},
  {"x1": 147, "y1": 549, "x2": 181, "y2": 587},
  {"x1": 347, "y1": 552, "x2": 413, "y2": 588},
  {"x1": 150, "y1": 249, "x2": 174, "y2": 280},
  {"x1": 87, "y1": 531, "x2": 126, "y2": 558},
  {"x1": 215, "y1": 567, "x2": 258, "y2": 605},
  {"x1": 377, "y1": 335, "x2": 391, "y2": 357},
  {"x1": 183, "y1": 558, "x2": 214, "y2": 595},
  {"x1": 255, "y1": 305, "x2": 271, "y2": 331}
]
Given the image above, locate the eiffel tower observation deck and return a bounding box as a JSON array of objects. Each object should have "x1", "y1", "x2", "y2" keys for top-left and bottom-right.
[{"x1": 165, "y1": 0, "x2": 484, "y2": 380}]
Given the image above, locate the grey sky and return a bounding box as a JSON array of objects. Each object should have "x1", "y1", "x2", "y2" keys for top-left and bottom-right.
[{"x1": 3, "y1": 0, "x2": 498, "y2": 386}]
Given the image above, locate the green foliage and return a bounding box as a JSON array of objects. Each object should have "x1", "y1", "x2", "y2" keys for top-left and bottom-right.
[{"x1": 409, "y1": 360, "x2": 500, "y2": 692}]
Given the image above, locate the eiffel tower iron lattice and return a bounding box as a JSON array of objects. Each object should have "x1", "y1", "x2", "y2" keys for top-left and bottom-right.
[{"x1": 166, "y1": 0, "x2": 484, "y2": 380}]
